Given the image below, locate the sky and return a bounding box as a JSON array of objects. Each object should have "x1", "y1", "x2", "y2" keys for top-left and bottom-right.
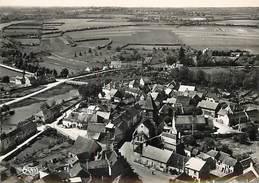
[{"x1": 0, "y1": 0, "x2": 259, "y2": 7}]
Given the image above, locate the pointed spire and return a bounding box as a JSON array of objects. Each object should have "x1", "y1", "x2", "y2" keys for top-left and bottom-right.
[
  {"x1": 170, "y1": 112, "x2": 177, "y2": 135},
  {"x1": 142, "y1": 94, "x2": 156, "y2": 111}
]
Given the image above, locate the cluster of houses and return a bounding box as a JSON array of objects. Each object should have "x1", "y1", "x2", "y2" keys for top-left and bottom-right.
[
  {"x1": 2, "y1": 72, "x2": 258, "y2": 183},
  {"x1": 45, "y1": 75, "x2": 258, "y2": 182}
]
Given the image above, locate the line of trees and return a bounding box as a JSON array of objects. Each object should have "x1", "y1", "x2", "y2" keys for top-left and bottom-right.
[{"x1": 170, "y1": 66, "x2": 257, "y2": 90}]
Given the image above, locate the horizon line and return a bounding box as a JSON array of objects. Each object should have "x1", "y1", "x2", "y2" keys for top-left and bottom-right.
[{"x1": 1, "y1": 5, "x2": 259, "y2": 8}]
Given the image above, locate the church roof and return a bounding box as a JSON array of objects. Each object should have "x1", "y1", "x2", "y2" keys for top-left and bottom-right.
[{"x1": 142, "y1": 94, "x2": 157, "y2": 111}]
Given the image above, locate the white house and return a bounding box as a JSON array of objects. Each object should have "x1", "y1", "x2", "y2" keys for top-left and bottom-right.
[{"x1": 178, "y1": 85, "x2": 195, "y2": 92}]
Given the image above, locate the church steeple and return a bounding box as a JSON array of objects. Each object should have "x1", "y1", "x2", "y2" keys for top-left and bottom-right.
[{"x1": 141, "y1": 94, "x2": 159, "y2": 125}]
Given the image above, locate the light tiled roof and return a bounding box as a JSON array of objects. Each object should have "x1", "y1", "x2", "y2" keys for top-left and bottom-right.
[
  {"x1": 142, "y1": 145, "x2": 173, "y2": 164},
  {"x1": 198, "y1": 100, "x2": 219, "y2": 110},
  {"x1": 185, "y1": 157, "x2": 206, "y2": 171}
]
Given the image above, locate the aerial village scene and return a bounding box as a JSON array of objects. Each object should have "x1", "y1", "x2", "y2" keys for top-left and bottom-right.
[{"x1": 0, "y1": 2, "x2": 259, "y2": 183}]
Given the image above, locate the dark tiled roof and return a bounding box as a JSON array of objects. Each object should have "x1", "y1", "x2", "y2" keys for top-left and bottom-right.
[
  {"x1": 88, "y1": 159, "x2": 109, "y2": 170},
  {"x1": 176, "y1": 96, "x2": 191, "y2": 106},
  {"x1": 176, "y1": 115, "x2": 206, "y2": 125},
  {"x1": 168, "y1": 153, "x2": 189, "y2": 169},
  {"x1": 206, "y1": 150, "x2": 219, "y2": 158},
  {"x1": 87, "y1": 123, "x2": 106, "y2": 133},
  {"x1": 70, "y1": 136, "x2": 100, "y2": 156},
  {"x1": 142, "y1": 94, "x2": 157, "y2": 111}
]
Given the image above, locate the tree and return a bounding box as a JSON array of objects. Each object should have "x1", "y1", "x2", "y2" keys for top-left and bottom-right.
[
  {"x1": 88, "y1": 48, "x2": 92, "y2": 54},
  {"x1": 166, "y1": 55, "x2": 177, "y2": 66},
  {"x1": 179, "y1": 47, "x2": 185, "y2": 64},
  {"x1": 2, "y1": 76, "x2": 10, "y2": 83},
  {"x1": 201, "y1": 137, "x2": 215, "y2": 152},
  {"x1": 60, "y1": 68, "x2": 69, "y2": 78},
  {"x1": 196, "y1": 69, "x2": 206, "y2": 85},
  {"x1": 220, "y1": 144, "x2": 233, "y2": 156},
  {"x1": 78, "y1": 83, "x2": 102, "y2": 100},
  {"x1": 52, "y1": 69, "x2": 58, "y2": 78},
  {"x1": 183, "y1": 135, "x2": 197, "y2": 146}
]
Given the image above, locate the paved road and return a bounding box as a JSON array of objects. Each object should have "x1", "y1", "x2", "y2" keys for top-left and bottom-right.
[
  {"x1": 0, "y1": 63, "x2": 33, "y2": 75},
  {"x1": 0, "y1": 68, "x2": 121, "y2": 107}
]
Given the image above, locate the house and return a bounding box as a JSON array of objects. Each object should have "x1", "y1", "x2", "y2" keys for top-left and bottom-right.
[
  {"x1": 136, "y1": 145, "x2": 174, "y2": 172},
  {"x1": 225, "y1": 170, "x2": 259, "y2": 183},
  {"x1": 129, "y1": 80, "x2": 139, "y2": 89},
  {"x1": 197, "y1": 152, "x2": 216, "y2": 170},
  {"x1": 87, "y1": 159, "x2": 110, "y2": 177},
  {"x1": 35, "y1": 102, "x2": 62, "y2": 123},
  {"x1": 212, "y1": 151, "x2": 243, "y2": 176},
  {"x1": 229, "y1": 111, "x2": 250, "y2": 126},
  {"x1": 87, "y1": 123, "x2": 107, "y2": 140},
  {"x1": 206, "y1": 149, "x2": 220, "y2": 160},
  {"x1": 110, "y1": 61, "x2": 122, "y2": 68},
  {"x1": 184, "y1": 145, "x2": 200, "y2": 157},
  {"x1": 14, "y1": 74, "x2": 37, "y2": 87},
  {"x1": 178, "y1": 85, "x2": 195, "y2": 92},
  {"x1": 100, "y1": 88, "x2": 119, "y2": 101},
  {"x1": 69, "y1": 136, "x2": 101, "y2": 162},
  {"x1": 159, "y1": 103, "x2": 174, "y2": 117},
  {"x1": 175, "y1": 96, "x2": 191, "y2": 107},
  {"x1": 69, "y1": 162, "x2": 90, "y2": 178},
  {"x1": 163, "y1": 97, "x2": 177, "y2": 105},
  {"x1": 217, "y1": 109, "x2": 230, "y2": 126},
  {"x1": 140, "y1": 77, "x2": 150, "y2": 87},
  {"x1": 168, "y1": 153, "x2": 189, "y2": 174},
  {"x1": 124, "y1": 87, "x2": 141, "y2": 97},
  {"x1": 62, "y1": 112, "x2": 99, "y2": 129},
  {"x1": 184, "y1": 157, "x2": 211, "y2": 180},
  {"x1": 175, "y1": 115, "x2": 207, "y2": 132},
  {"x1": 197, "y1": 100, "x2": 220, "y2": 117},
  {"x1": 0, "y1": 120, "x2": 37, "y2": 154}
]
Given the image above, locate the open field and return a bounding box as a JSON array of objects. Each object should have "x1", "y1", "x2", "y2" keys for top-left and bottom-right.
[
  {"x1": 172, "y1": 26, "x2": 259, "y2": 53},
  {"x1": 46, "y1": 18, "x2": 134, "y2": 31},
  {"x1": 66, "y1": 24, "x2": 259, "y2": 53},
  {"x1": 65, "y1": 25, "x2": 183, "y2": 48},
  {"x1": 14, "y1": 23, "x2": 259, "y2": 73},
  {"x1": 0, "y1": 67, "x2": 22, "y2": 77},
  {"x1": 212, "y1": 19, "x2": 259, "y2": 26}
]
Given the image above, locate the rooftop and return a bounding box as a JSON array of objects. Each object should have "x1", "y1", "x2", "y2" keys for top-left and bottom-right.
[{"x1": 185, "y1": 157, "x2": 206, "y2": 171}]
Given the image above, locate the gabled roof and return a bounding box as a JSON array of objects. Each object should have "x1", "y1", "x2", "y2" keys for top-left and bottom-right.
[
  {"x1": 159, "y1": 104, "x2": 174, "y2": 115},
  {"x1": 197, "y1": 152, "x2": 213, "y2": 160},
  {"x1": 69, "y1": 162, "x2": 89, "y2": 178},
  {"x1": 168, "y1": 153, "x2": 189, "y2": 170},
  {"x1": 176, "y1": 115, "x2": 206, "y2": 125},
  {"x1": 198, "y1": 100, "x2": 219, "y2": 110},
  {"x1": 87, "y1": 123, "x2": 106, "y2": 133},
  {"x1": 163, "y1": 97, "x2": 177, "y2": 104},
  {"x1": 161, "y1": 132, "x2": 177, "y2": 145},
  {"x1": 176, "y1": 96, "x2": 191, "y2": 106},
  {"x1": 70, "y1": 136, "x2": 101, "y2": 156},
  {"x1": 142, "y1": 94, "x2": 157, "y2": 111},
  {"x1": 206, "y1": 150, "x2": 220, "y2": 158},
  {"x1": 178, "y1": 85, "x2": 195, "y2": 92},
  {"x1": 88, "y1": 159, "x2": 109, "y2": 170},
  {"x1": 142, "y1": 145, "x2": 173, "y2": 164},
  {"x1": 185, "y1": 157, "x2": 206, "y2": 171}
]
